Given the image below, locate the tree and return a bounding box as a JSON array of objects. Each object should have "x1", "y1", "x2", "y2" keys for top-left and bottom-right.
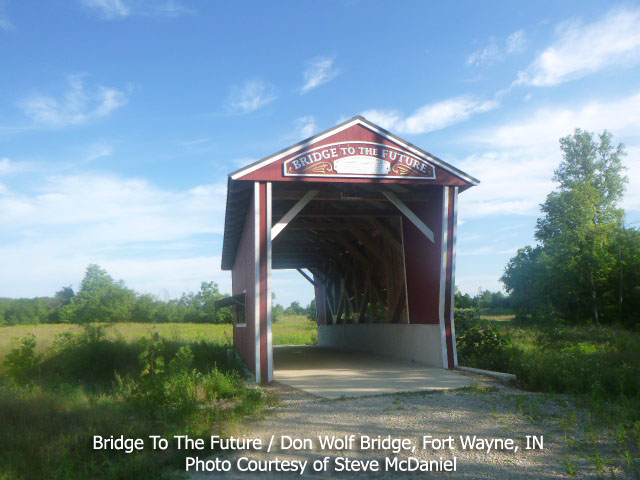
[
  {"x1": 454, "y1": 288, "x2": 475, "y2": 309},
  {"x1": 502, "y1": 129, "x2": 628, "y2": 324},
  {"x1": 536, "y1": 129, "x2": 626, "y2": 323},
  {"x1": 284, "y1": 301, "x2": 305, "y2": 315},
  {"x1": 501, "y1": 246, "x2": 549, "y2": 318},
  {"x1": 178, "y1": 281, "x2": 231, "y2": 323},
  {"x1": 305, "y1": 298, "x2": 317, "y2": 321},
  {"x1": 61, "y1": 264, "x2": 136, "y2": 325},
  {"x1": 47, "y1": 286, "x2": 75, "y2": 323}
]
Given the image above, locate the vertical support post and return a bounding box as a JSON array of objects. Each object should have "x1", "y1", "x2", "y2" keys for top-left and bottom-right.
[
  {"x1": 257, "y1": 181, "x2": 272, "y2": 384},
  {"x1": 439, "y1": 186, "x2": 450, "y2": 369},
  {"x1": 266, "y1": 182, "x2": 273, "y2": 381},
  {"x1": 253, "y1": 182, "x2": 261, "y2": 383},
  {"x1": 442, "y1": 186, "x2": 458, "y2": 369},
  {"x1": 449, "y1": 187, "x2": 459, "y2": 367}
]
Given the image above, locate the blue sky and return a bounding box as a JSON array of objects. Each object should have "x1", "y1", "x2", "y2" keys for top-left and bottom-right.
[{"x1": 1, "y1": 1, "x2": 640, "y2": 307}]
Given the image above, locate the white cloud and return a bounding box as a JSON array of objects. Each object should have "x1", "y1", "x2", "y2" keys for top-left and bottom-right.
[
  {"x1": 0, "y1": 171, "x2": 229, "y2": 297},
  {"x1": 516, "y1": 7, "x2": 640, "y2": 86},
  {"x1": 85, "y1": 142, "x2": 114, "y2": 162},
  {"x1": 0, "y1": 157, "x2": 35, "y2": 177},
  {"x1": 82, "y1": 0, "x2": 192, "y2": 19},
  {"x1": 148, "y1": 0, "x2": 193, "y2": 17},
  {"x1": 473, "y1": 92, "x2": 640, "y2": 149},
  {"x1": 294, "y1": 116, "x2": 317, "y2": 139},
  {"x1": 0, "y1": 3, "x2": 13, "y2": 31},
  {"x1": 467, "y1": 30, "x2": 525, "y2": 67},
  {"x1": 0, "y1": 157, "x2": 12, "y2": 174},
  {"x1": 362, "y1": 96, "x2": 498, "y2": 135},
  {"x1": 300, "y1": 56, "x2": 339, "y2": 94},
  {"x1": 82, "y1": 0, "x2": 130, "y2": 18},
  {"x1": 458, "y1": 91, "x2": 640, "y2": 218},
  {"x1": 231, "y1": 157, "x2": 257, "y2": 168},
  {"x1": 506, "y1": 30, "x2": 526, "y2": 54},
  {"x1": 21, "y1": 75, "x2": 127, "y2": 127},
  {"x1": 227, "y1": 80, "x2": 276, "y2": 114}
]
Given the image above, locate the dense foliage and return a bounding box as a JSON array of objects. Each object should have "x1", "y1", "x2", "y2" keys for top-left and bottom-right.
[{"x1": 501, "y1": 129, "x2": 640, "y2": 326}]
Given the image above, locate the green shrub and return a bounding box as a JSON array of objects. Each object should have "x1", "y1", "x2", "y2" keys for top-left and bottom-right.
[
  {"x1": 455, "y1": 309, "x2": 513, "y2": 372},
  {"x1": 0, "y1": 330, "x2": 267, "y2": 479},
  {"x1": 39, "y1": 327, "x2": 140, "y2": 390},
  {"x1": 3, "y1": 335, "x2": 40, "y2": 384},
  {"x1": 510, "y1": 330, "x2": 640, "y2": 398}
]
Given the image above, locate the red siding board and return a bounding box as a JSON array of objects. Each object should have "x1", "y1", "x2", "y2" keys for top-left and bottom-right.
[
  {"x1": 402, "y1": 189, "x2": 443, "y2": 325},
  {"x1": 232, "y1": 190, "x2": 256, "y2": 376}
]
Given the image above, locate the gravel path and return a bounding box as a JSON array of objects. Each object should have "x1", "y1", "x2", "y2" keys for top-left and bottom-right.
[{"x1": 185, "y1": 380, "x2": 628, "y2": 479}]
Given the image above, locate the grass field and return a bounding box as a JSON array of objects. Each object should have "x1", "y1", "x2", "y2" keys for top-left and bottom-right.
[
  {"x1": 0, "y1": 314, "x2": 317, "y2": 373},
  {"x1": 475, "y1": 314, "x2": 640, "y2": 477},
  {"x1": 0, "y1": 314, "x2": 316, "y2": 479}
]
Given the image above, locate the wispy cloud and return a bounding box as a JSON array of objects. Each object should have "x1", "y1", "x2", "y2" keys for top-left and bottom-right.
[
  {"x1": 300, "y1": 56, "x2": 339, "y2": 94},
  {"x1": 0, "y1": 2, "x2": 13, "y2": 31},
  {"x1": 516, "y1": 7, "x2": 640, "y2": 86},
  {"x1": 82, "y1": 0, "x2": 193, "y2": 19},
  {"x1": 362, "y1": 96, "x2": 498, "y2": 135},
  {"x1": 148, "y1": 0, "x2": 192, "y2": 17},
  {"x1": 0, "y1": 157, "x2": 13, "y2": 175},
  {"x1": 457, "y1": 91, "x2": 640, "y2": 218},
  {"x1": 227, "y1": 80, "x2": 276, "y2": 114},
  {"x1": 0, "y1": 158, "x2": 39, "y2": 180},
  {"x1": 85, "y1": 141, "x2": 114, "y2": 162},
  {"x1": 293, "y1": 116, "x2": 317, "y2": 139},
  {"x1": 467, "y1": 30, "x2": 525, "y2": 67},
  {"x1": 231, "y1": 157, "x2": 257, "y2": 168},
  {"x1": 21, "y1": 75, "x2": 127, "y2": 128},
  {"x1": 82, "y1": 0, "x2": 130, "y2": 18}
]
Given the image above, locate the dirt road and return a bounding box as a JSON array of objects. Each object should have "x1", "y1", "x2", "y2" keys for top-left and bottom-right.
[{"x1": 186, "y1": 379, "x2": 627, "y2": 479}]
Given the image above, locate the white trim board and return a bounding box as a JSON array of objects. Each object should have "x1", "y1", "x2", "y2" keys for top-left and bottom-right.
[
  {"x1": 266, "y1": 182, "x2": 273, "y2": 382},
  {"x1": 450, "y1": 186, "x2": 459, "y2": 368},
  {"x1": 438, "y1": 186, "x2": 449, "y2": 369},
  {"x1": 253, "y1": 182, "x2": 261, "y2": 383}
]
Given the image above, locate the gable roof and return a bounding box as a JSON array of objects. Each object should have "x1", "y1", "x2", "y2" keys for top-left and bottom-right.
[{"x1": 230, "y1": 115, "x2": 480, "y2": 185}]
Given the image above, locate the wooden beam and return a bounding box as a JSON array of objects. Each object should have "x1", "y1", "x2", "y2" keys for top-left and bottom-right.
[
  {"x1": 287, "y1": 222, "x2": 354, "y2": 230},
  {"x1": 350, "y1": 228, "x2": 386, "y2": 259},
  {"x1": 367, "y1": 217, "x2": 403, "y2": 252},
  {"x1": 273, "y1": 190, "x2": 432, "y2": 202},
  {"x1": 271, "y1": 190, "x2": 318, "y2": 239},
  {"x1": 333, "y1": 236, "x2": 370, "y2": 266},
  {"x1": 383, "y1": 190, "x2": 434, "y2": 243},
  {"x1": 296, "y1": 268, "x2": 316, "y2": 287}
]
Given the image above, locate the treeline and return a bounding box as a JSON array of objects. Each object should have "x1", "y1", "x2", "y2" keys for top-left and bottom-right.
[
  {"x1": 501, "y1": 129, "x2": 640, "y2": 327},
  {"x1": 1, "y1": 264, "x2": 319, "y2": 326},
  {"x1": 272, "y1": 299, "x2": 316, "y2": 321},
  {"x1": 454, "y1": 288, "x2": 511, "y2": 314},
  {"x1": 0, "y1": 265, "x2": 233, "y2": 326}
]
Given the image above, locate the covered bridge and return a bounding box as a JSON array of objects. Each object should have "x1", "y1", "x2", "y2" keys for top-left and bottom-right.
[{"x1": 220, "y1": 116, "x2": 478, "y2": 383}]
